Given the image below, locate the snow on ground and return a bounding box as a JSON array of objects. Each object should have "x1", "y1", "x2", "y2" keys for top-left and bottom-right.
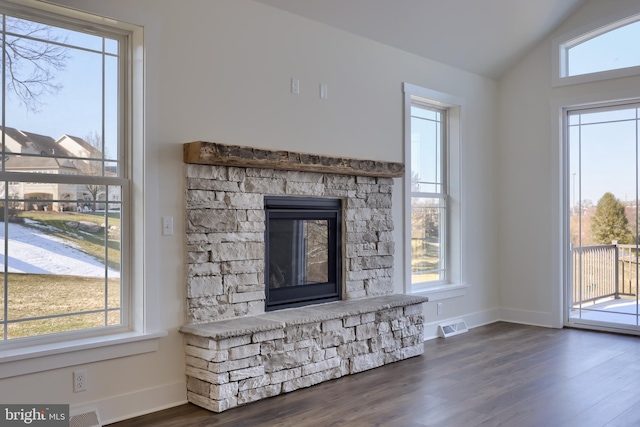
[{"x1": 0, "y1": 222, "x2": 120, "y2": 278}]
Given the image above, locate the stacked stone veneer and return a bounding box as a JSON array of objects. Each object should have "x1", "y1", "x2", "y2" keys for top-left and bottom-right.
[
  {"x1": 181, "y1": 295, "x2": 426, "y2": 412},
  {"x1": 182, "y1": 149, "x2": 427, "y2": 412},
  {"x1": 185, "y1": 164, "x2": 397, "y2": 323}
]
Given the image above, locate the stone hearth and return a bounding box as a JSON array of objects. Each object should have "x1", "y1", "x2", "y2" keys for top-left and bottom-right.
[
  {"x1": 180, "y1": 142, "x2": 427, "y2": 412},
  {"x1": 182, "y1": 294, "x2": 426, "y2": 412}
]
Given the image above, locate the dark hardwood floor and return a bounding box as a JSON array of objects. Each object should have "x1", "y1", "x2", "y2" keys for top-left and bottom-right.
[{"x1": 108, "y1": 322, "x2": 640, "y2": 427}]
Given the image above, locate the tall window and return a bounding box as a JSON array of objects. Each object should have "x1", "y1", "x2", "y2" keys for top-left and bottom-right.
[
  {"x1": 566, "y1": 102, "x2": 640, "y2": 330},
  {"x1": 404, "y1": 83, "x2": 465, "y2": 298},
  {"x1": 409, "y1": 102, "x2": 447, "y2": 287},
  {"x1": 0, "y1": 4, "x2": 130, "y2": 343}
]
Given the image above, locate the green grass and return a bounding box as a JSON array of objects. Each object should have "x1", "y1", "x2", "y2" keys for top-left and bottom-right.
[
  {"x1": 0, "y1": 211, "x2": 122, "y2": 339},
  {"x1": 1, "y1": 273, "x2": 120, "y2": 339},
  {"x1": 411, "y1": 239, "x2": 442, "y2": 283},
  {"x1": 16, "y1": 211, "x2": 121, "y2": 270}
]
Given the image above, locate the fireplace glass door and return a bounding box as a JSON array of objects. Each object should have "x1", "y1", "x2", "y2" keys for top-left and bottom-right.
[{"x1": 265, "y1": 197, "x2": 342, "y2": 310}]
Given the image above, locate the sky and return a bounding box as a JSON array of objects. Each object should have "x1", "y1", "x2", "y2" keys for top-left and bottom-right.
[
  {"x1": 410, "y1": 106, "x2": 442, "y2": 195},
  {"x1": 569, "y1": 107, "x2": 639, "y2": 205},
  {"x1": 3, "y1": 15, "x2": 119, "y2": 158},
  {"x1": 565, "y1": 19, "x2": 640, "y2": 206},
  {"x1": 568, "y1": 19, "x2": 640, "y2": 76}
]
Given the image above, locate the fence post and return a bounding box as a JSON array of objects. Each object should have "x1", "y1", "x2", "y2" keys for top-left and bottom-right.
[
  {"x1": 622, "y1": 245, "x2": 626, "y2": 295},
  {"x1": 613, "y1": 240, "x2": 620, "y2": 299},
  {"x1": 570, "y1": 243, "x2": 575, "y2": 306}
]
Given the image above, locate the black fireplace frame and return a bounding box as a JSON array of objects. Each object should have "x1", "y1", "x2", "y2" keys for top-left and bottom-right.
[{"x1": 264, "y1": 196, "x2": 342, "y2": 311}]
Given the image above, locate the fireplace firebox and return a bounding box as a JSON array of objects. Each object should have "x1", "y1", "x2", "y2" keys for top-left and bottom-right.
[{"x1": 264, "y1": 196, "x2": 342, "y2": 311}]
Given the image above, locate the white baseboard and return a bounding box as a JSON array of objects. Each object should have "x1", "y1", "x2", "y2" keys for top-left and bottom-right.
[
  {"x1": 498, "y1": 307, "x2": 559, "y2": 328},
  {"x1": 422, "y1": 307, "x2": 561, "y2": 341},
  {"x1": 71, "y1": 380, "x2": 186, "y2": 426},
  {"x1": 423, "y1": 308, "x2": 500, "y2": 340},
  {"x1": 69, "y1": 308, "x2": 558, "y2": 424}
]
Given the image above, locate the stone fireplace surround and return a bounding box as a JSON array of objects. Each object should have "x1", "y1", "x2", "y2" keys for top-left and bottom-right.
[{"x1": 180, "y1": 142, "x2": 428, "y2": 412}]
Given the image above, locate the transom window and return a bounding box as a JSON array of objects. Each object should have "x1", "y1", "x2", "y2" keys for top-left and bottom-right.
[
  {"x1": 565, "y1": 19, "x2": 640, "y2": 77},
  {"x1": 0, "y1": 5, "x2": 130, "y2": 343},
  {"x1": 554, "y1": 6, "x2": 640, "y2": 86}
]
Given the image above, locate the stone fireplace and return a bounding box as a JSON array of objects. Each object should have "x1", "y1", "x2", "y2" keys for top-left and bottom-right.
[{"x1": 180, "y1": 142, "x2": 427, "y2": 412}]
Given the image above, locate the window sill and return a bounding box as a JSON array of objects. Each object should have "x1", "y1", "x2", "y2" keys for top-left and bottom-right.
[
  {"x1": 410, "y1": 283, "x2": 470, "y2": 301},
  {"x1": 0, "y1": 330, "x2": 168, "y2": 379}
]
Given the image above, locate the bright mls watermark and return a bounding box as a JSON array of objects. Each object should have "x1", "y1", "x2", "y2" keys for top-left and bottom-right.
[{"x1": 0, "y1": 405, "x2": 69, "y2": 426}]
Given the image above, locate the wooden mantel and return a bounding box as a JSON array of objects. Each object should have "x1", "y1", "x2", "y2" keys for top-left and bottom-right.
[{"x1": 183, "y1": 141, "x2": 404, "y2": 178}]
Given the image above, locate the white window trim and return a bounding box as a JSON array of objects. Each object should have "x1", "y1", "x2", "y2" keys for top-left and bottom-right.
[
  {"x1": 403, "y1": 83, "x2": 468, "y2": 300},
  {"x1": 0, "y1": 0, "x2": 166, "y2": 378},
  {"x1": 551, "y1": 87, "x2": 640, "y2": 329},
  {"x1": 0, "y1": 331, "x2": 166, "y2": 379},
  {"x1": 552, "y1": 3, "x2": 640, "y2": 87}
]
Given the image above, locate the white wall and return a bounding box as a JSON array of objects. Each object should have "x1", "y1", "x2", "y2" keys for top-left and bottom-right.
[
  {"x1": 497, "y1": 0, "x2": 640, "y2": 327},
  {"x1": 0, "y1": 0, "x2": 499, "y2": 422}
]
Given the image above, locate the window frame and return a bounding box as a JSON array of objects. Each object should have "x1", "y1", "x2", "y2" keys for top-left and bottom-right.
[
  {"x1": 552, "y1": 4, "x2": 640, "y2": 87},
  {"x1": 0, "y1": 0, "x2": 165, "y2": 379},
  {"x1": 403, "y1": 83, "x2": 467, "y2": 300},
  {"x1": 562, "y1": 98, "x2": 640, "y2": 332},
  {"x1": 0, "y1": 8, "x2": 131, "y2": 344}
]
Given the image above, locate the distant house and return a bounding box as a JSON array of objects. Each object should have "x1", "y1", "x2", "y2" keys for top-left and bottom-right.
[
  {"x1": 57, "y1": 134, "x2": 103, "y2": 159},
  {"x1": 1, "y1": 128, "x2": 119, "y2": 212}
]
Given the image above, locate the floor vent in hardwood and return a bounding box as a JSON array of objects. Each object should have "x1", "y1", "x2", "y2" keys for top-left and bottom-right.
[
  {"x1": 438, "y1": 319, "x2": 468, "y2": 338},
  {"x1": 70, "y1": 409, "x2": 101, "y2": 427}
]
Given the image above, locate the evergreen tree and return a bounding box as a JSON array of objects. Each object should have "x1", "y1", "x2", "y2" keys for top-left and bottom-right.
[{"x1": 591, "y1": 192, "x2": 634, "y2": 244}]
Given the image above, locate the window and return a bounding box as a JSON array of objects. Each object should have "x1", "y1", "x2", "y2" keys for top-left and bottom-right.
[
  {"x1": 566, "y1": 20, "x2": 640, "y2": 77},
  {"x1": 0, "y1": 1, "x2": 163, "y2": 376},
  {"x1": 553, "y1": 5, "x2": 640, "y2": 86},
  {"x1": 0, "y1": 4, "x2": 128, "y2": 343},
  {"x1": 565, "y1": 101, "x2": 640, "y2": 331},
  {"x1": 404, "y1": 83, "x2": 466, "y2": 299},
  {"x1": 409, "y1": 103, "x2": 447, "y2": 285}
]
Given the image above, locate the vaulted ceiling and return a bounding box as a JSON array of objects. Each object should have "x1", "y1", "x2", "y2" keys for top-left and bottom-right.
[{"x1": 253, "y1": 0, "x2": 588, "y2": 80}]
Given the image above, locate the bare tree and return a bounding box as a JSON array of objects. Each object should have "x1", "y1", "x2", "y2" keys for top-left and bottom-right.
[
  {"x1": 79, "y1": 132, "x2": 104, "y2": 211},
  {"x1": 4, "y1": 16, "x2": 69, "y2": 112},
  {"x1": 84, "y1": 131, "x2": 103, "y2": 155},
  {"x1": 410, "y1": 171, "x2": 420, "y2": 192},
  {"x1": 0, "y1": 181, "x2": 21, "y2": 221}
]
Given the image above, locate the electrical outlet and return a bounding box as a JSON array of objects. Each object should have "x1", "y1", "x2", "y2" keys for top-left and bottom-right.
[
  {"x1": 73, "y1": 369, "x2": 87, "y2": 393},
  {"x1": 437, "y1": 302, "x2": 443, "y2": 316}
]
